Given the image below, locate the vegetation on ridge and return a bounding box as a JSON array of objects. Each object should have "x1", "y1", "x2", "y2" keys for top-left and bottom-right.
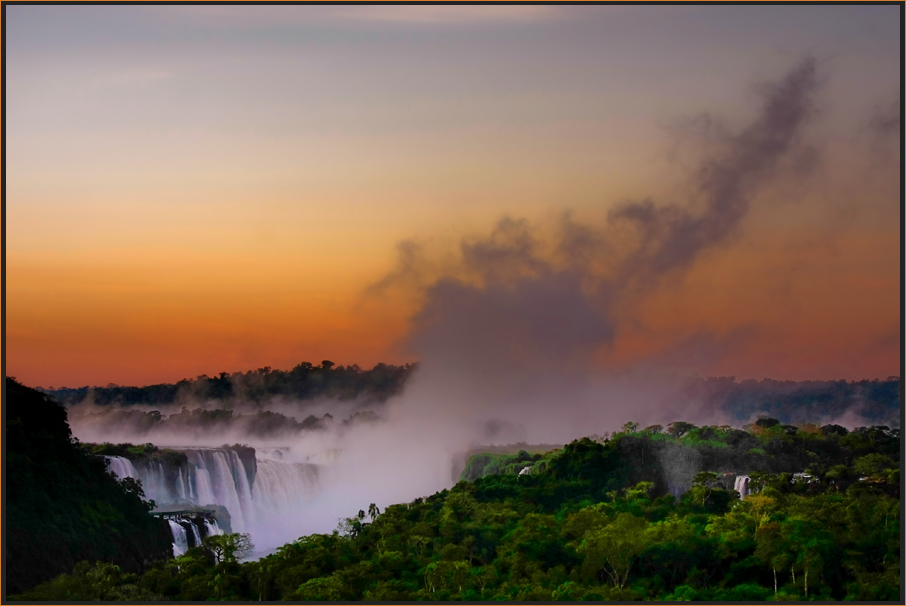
[
  {"x1": 11, "y1": 407, "x2": 900, "y2": 601},
  {"x1": 4, "y1": 378, "x2": 173, "y2": 595}
]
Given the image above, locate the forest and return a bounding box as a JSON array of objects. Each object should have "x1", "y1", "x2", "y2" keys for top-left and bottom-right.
[
  {"x1": 4, "y1": 378, "x2": 173, "y2": 596},
  {"x1": 41, "y1": 360, "x2": 417, "y2": 407},
  {"x1": 7, "y1": 374, "x2": 901, "y2": 601}
]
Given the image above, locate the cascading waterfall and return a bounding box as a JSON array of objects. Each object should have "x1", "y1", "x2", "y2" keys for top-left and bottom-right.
[
  {"x1": 169, "y1": 520, "x2": 189, "y2": 557},
  {"x1": 734, "y1": 475, "x2": 750, "y2": 500},
  {"x1": 189, "y1": 522, "x2": 203, "y2": 548},
  {"x1": 104, "y1": 456, "x2": 136, "y2": 480},
  {"x1": 105, "y1": 449, "x2": 257, "y2": 531},
  {"x1": 253, "y1": 459, "x2": 320, "y2": 518},
  {"x1": 204, "y1": 519, "x2": 224, "y2": 537},
  {"x1": 183, "y1": 450, "x2": 254, "y2": 531},
  {"x1": 105, "y1": 458, "x2": 179, "y2": 505},
  {"x1": 166, "y1": 516, "x2": 221, "y2": 555},
  {"x1": 107, "y1": 447, "x2": 324, "y2": 549}
]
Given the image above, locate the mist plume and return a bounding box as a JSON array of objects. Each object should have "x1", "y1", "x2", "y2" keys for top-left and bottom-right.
[{"x1": 372, "y1": 58, "x2": 822, "y2": 423}]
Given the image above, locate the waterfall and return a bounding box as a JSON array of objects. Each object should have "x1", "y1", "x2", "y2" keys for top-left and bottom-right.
[
  {"x1": 230, "y1": 451, "x2": 255, "y2": 527},
  {"x1": 734, "y1": 475, "x2": 750, "y2": 500},
  {"x1": 188, "y1": 521, "x2": 203, "y2": 548},
  {"x1": 108, "y1": 448, "x2": 256, "y2": 531},
  {"x1": 253, "y1": 459, "x2": 320, "y2": 518},
  {"x1": 104, "y1": 456, "x2": 136, "y2": 479},
  {"x1": 182, "y1": 450, "x2": 254, "y2": 531},
  {"x1": 112, "y1": 447, "x2": 323, "y2": 545},
  {"x1": 191, "y1": 465, "x2": 217, "y2": 507},
  {"x1": 169, "y1": 520, "x2": 189, "y2": 557},
  {"x1": 204, "y1": 519, "x2": 224, "y2": 537}
]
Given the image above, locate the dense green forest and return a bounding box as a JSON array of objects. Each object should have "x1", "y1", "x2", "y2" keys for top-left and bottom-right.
[
  {"x1": 4, "y1": 378, "x2": 173, "y2": 596},
  {"x1": 42, "y1": 360, "x2": 417, "y2": 407},
  {"x1": 10, "y1": 408, "x2": 901, "y2": 601}
]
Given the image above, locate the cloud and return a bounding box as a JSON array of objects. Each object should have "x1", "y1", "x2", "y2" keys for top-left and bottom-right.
[
  {"x1": 609, "y1": 57, "x2": 819, "y2": 283},
  {"x1": 373, "y1": 57, "x2": 821, "y2": 379},
  {"x1": 868, "y1": 96, "x2": 900, "y2": 137},
  {"x1": 351, "y1": 58, "x2": 827, "y2": 456}
]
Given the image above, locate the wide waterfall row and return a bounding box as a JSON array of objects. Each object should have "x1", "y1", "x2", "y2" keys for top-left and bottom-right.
[
  {"x1": 104, "y1": 450, "x2": 320, "y2": 533},
  {"x1": 104, "y1": 451, "x2": 254, "y2": 530}
]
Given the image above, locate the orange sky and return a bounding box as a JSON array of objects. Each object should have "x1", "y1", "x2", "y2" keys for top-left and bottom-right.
[{"x1": 5, "y1": 5, "x2": 901, "y2": 388}]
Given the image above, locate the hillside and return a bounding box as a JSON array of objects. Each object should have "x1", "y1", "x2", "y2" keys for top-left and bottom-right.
[
  {"x1": 14, "y1": 417, "x2": 901, "y2": 601},
  {"x1": 4, "y1": 378, "x2": 173, "y2": 596}
]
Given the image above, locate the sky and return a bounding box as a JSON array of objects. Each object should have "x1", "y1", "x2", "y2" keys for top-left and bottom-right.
[{"x1": 5, "y1": 4, "x2": 901, "y2": 388}]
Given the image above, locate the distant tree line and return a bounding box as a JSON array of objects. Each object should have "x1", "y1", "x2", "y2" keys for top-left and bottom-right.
[
  {"x1": 73, "y1": 406, "x2": 383, "y2": 441},
  {"x1": 680, "y1": 376, "x2": 900, "y2": 426},
  {"x1": 45, "y1": 371, "x2": 899, "y2": 431},
  {"x1": 43, "y1": 361, "x2": 418, "y2": 407}
]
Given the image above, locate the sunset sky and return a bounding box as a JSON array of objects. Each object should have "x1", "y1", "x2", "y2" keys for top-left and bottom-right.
[{"x1": 6, "y1": 5, "x2": 901, "y2": 388}]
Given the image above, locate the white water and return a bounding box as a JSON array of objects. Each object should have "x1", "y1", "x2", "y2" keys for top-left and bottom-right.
[
  {"x1": 104, "y1": 456, "x2": 136, "y2": 479},
  {"x1": 169, "y1": 520, "x2": 189, "y2": 557},
  {"x1": 204, "y1": 519, "x2": 224, "y2": 537},
  {"x1": 253, "y1": 459, "x2": 320, "y2": 518},
  {"x1": 105, "y1": 448, "x2": 322, "y2": 548},
  {"x1": 189, "y1": 521, "x2": 203, "y2": 548},
  {"x1": 734, "y1": 475, "x2": 750, "y2": 500},
  {"x1": 183, "y1": 450, "x2": 253, "y2": 531}
]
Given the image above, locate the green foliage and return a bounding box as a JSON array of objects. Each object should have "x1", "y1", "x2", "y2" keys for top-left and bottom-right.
[
  {"x1": 16, "y1": 392, "x2": 901, "y2": 601},
  {"x1": 5, "y1": 378, "x2": 173, "y2": 595},
  {"x1": 10, "y1": 561, "x2": 165, "y2": 601},
  {"x1": 204, "y1": 533, "x2": 255, "y2": 565},
  {"x1": 44, "y1": 361, "x2": 418, "y2": 407}
]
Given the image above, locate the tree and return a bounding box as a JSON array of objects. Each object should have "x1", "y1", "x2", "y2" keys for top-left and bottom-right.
[
  {"x1": 754, "y1": 521, "x2": 792, "y2": 595},
  {"x1": 783, "y1": 514, "x2": 835, "y2": 598},
  {"x1": 203, "y1": 533, "x2": 254, "y2": 565},
  {"x1": 294, "y1": 574, "x2": 344, "y2": 600},
  {"x1": 579, "y1": 512, "x2": 649, "y2": 588},
  {"x1": 667, "y1": 421, "x2": 695, "y2": 438},
  {"x1": 689, "y1": 471, "x2": 721, "y2": 507},
  {"x1": 755, "y1": 417, "x2": 780, "y2": 429},
  {"x1": 368, "y1": 503, "x2": 381, "y2": 522},
  {"x1": 852, "y1": 453, "x2": 896, "y2": 478}
]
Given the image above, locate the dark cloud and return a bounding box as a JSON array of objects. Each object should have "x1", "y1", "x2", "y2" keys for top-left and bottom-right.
[
  {"x1": 372, "y1": 58, "x2": 822, "y2": 396},
  {"x1": 610, "y1": 57, "x2": 819, "y2": 282},
  {"x1": 409, "y1": 273, "x2": 615, "y2": 379},
  {"x1": 869, "y1": 96, "x2": 901, "y2": 137},
  {"x1": 866, "y1": 96, "x2": 901, "y2": 165},
  {"x1": 460, "y1": 216, "x2": 550, "y2": 284}
]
